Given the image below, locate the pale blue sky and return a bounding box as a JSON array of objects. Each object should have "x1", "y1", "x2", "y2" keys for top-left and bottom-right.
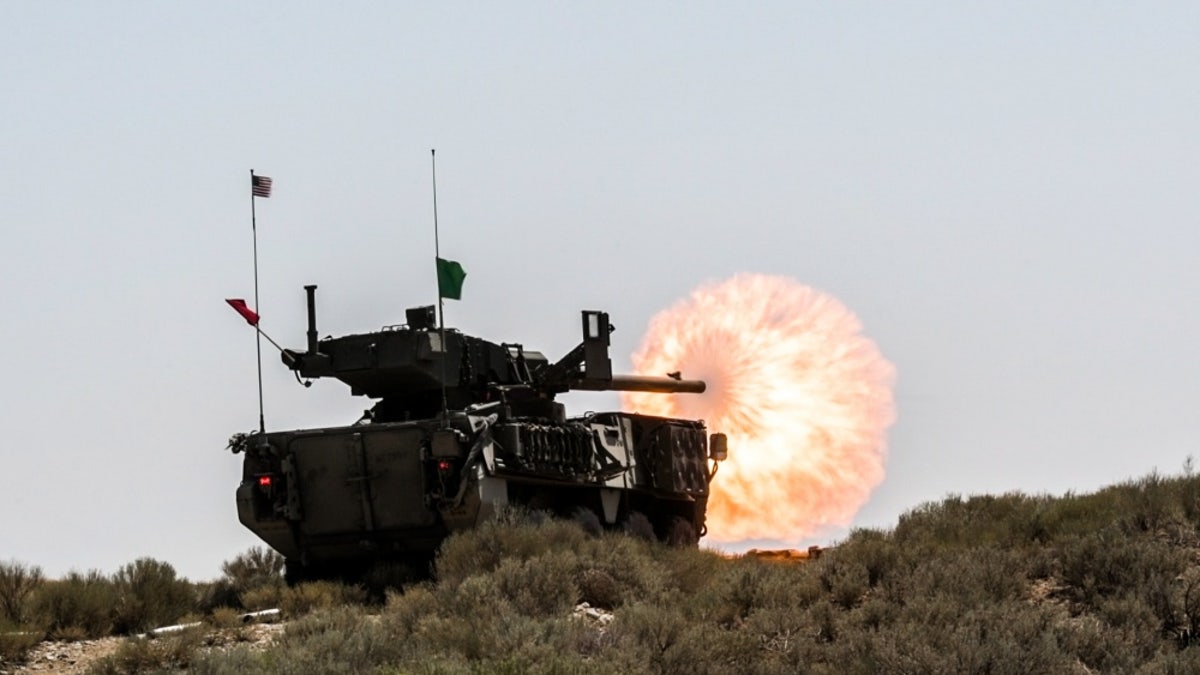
[{"x1": 1, "y1": 2, "x2": 1197, "y2": 579}]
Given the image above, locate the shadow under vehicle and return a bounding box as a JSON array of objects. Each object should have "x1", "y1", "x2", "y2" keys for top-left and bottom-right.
[{"x1": 228, "y1": 285, "x2": 728, "y2": 582}]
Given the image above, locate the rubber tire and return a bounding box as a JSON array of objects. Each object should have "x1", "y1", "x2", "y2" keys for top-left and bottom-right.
[{"x1": 665, "y1": 516, "x2": 699, "y2": 547}]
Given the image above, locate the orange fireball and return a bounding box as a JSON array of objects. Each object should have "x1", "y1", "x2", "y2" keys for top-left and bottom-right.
[{"x1": 622, "y1": 274, "x2": 896, "y2": 542}]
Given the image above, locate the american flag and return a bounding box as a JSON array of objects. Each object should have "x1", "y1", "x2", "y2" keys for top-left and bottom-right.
[{"x1": 252, "y1": 175, "x2": 273, "y2": 198}]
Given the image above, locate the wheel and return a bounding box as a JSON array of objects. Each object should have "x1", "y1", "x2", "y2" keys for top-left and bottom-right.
[
  {"x1": 283, "y1": 559, "x2": 308, "y2": 586},
  {"x1": 665, "y1": 516, "x2": 699, "y2": 547},
  {"x1": 622, "y1": 511, "x2": 657, "y2": 542}
]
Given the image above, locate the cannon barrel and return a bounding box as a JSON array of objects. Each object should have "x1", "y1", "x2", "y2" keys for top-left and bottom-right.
[{"x1": 569, "y1": 374, "x2": 706, "y2": 394}]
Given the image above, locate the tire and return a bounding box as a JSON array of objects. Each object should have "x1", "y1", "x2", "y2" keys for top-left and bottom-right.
[
  {"x1": 283, "y1": 559, "x2": 307, "y2": 586},
  {"x1": 665, "y1": 516, "x2": 699, "y2": 547},
  {"x1": 622, "y1": 511, "x2": 657, "y2": 543}
]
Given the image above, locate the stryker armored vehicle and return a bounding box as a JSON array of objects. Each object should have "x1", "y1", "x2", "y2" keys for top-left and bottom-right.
[{"x1": 228, "y1": 285, "x2": 727, "y2": 581}]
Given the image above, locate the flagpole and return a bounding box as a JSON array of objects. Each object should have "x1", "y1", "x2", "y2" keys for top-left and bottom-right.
[
  {"x1": 250, "y1": 169, "x2": 265, "y2": 434},
  {"x1": 432, "y1": 149, "x2": 449, "y2": 424}
]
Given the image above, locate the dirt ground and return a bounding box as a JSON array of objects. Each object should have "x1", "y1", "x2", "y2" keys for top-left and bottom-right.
[{"x1": 6, "y1": 623, "x2": 285, "y2": 675}]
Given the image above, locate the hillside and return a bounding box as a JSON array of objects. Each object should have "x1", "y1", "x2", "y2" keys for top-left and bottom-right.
[{"x1": 6, "y1": 469, "x2": 1200, "y2": 673}]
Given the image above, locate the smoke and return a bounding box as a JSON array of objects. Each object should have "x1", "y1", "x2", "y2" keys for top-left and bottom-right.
[{"x1": 622, "y1": 274, "x2": 896, "y2": 543}]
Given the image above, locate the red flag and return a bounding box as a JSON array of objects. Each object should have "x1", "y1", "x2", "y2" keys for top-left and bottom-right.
[{"x1": 225, "y1": 298, "x2": 260, "y2": 326}]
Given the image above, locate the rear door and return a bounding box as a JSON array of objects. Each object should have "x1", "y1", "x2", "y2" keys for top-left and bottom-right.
[
  {"x1": 288, "y1": 427, "x2": 435, "y2": 537},
  {"x1": 362, "y1": 428, "x2": 436, "y2": 529}
]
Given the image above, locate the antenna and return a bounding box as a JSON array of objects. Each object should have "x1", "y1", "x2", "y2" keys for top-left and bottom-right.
[
  {"x1": 432, "y1": 149, "x2": 449, "y2": 424},
  {"x1": 250, "y1": 169, "x2": 266, "y2": 433}
]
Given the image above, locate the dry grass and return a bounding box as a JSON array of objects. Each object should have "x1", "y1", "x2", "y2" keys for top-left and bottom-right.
[{"x1": 12, "y1": 469, "x2": 1200, "y2": 672}]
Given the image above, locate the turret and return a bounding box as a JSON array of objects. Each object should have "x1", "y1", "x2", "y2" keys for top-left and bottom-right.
[{"x1": 279, "y1": 286, "x2": 702, "y2": 420}]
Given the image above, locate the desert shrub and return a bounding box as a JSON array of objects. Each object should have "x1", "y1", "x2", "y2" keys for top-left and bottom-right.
[
  {"x1": 605, "y1": 603, "x2": 758, "y2": 674},
  {"x1": 32, "y1": 570, "x2": 118, "y2": 638},
  {"x1": 378, "y1": 568, "x2": 595, "y2": 668},
  {"x1": 893, "y1": 492, "x2": 1065, "y2": 551},
  {"x1": 845, "y1": 595, "x2": 898, "y2": 633},
  {"x1": 1143, "y1": 643, "x2": 1200, "y2": 674},
  {"x1": 1097, "y1": 594, "x2": 1166, "y2": 662},
  {"x1": 86, "y1": 627, "x2": 205, "y2": 675},
  {"x1": 894, "y1": 547, "x2": 1028, "y2": 607},
  {"x1": 491, "y1": 551, "x2": 579, "y2": 617},
  {"x1": 1113, "y1": 472, "x2": 1186, "y2": 534},
  {"x1": 383, "y1": 584, "x2": 440, "y2": 637},
  {"x1": 253, "y1": 605, "x2": 409, "y2": 673},
  {"x1": 834, "y1": 528, "x2": 899, "y2": 588},
  {"x1": 73, "y1": 468, "x2": 1200, "y2": 672},
  {"x1": 1056, "y1": 532, "x2": 1187, "y2": 611},
  {"x1": 239, "y1": 583, "x2": 284, "y2": 611},
  {"x1": 197, "y1": 578, "x2": 241, "y2": 613},
  {"x1": 201, "y1": 547, "x2": 284, "y2": 612},
  {"x1": 578, "y1": 568, "x2": 621, "y2": 609},
  {"x1": 435, "y1": 512, "x2": 587, "y2": 586},
  {"x1": 844, "y1": 600, "x2": 1070, "y2": 675},
  {"x1": 819, "y1": 555, "x2": 871, "y2": 610},
  {"x1": 436, "y1": 573, "x2": 510, "y2": 622},
  {"x1": 657, "y1": 621, "x2": 756, "y2": 675},
  {"x1": 889, "y1": 482, "x2": 1200, "y2": 553},
  {"x1": 658, "y1": 544, "x2": 727, "y2": 592},
  {"x1": 609, "y1": 602, "x2": 688, "y2": 670},
  {"x1": 585, "y1": 535, "x2": 670, "y2": 602},
  {"x1": 188, "y1": 646, "x2": 267, "y2": 675},
  {"x1": 712, "y1": 560, "x2": 795, "y2": 623},
  {"x1": 280, "y1": 603, "x2": 369, "y2": 641},
  {"x1": 742, "y1": 604, "x2": 816, "y2": 660},
  {"x1": 0, "y1": 618, "x2": 42, "y2": 665},
  {"x1": 1056, "y1": 607, "x2": 1170, "y2": 673},
  {"x1": 1172, "y1": 566, "x2": 1200, "y2": 645},
  {"x1": 0, "y1": 560, "x2": 44, "y2": 625},
  {"x1": 1177, "y1": 471, "x2": 1200, "y2": 525},
  {"x1": 110, "y1": 558, "x2": 196, "y2": 634},
  {"x1": 279, "y1": 581, "x2": 368, "y2": 618},
  {"x1": 220, "y1": 546, "x2": 284, "y2": 591},
  {"x1": 206, "y1": 606, "x2": 244, "y2": 630}
]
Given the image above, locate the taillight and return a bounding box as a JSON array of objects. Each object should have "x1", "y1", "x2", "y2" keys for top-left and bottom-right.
[
  {"x1": 257, "y1": 475, "x2": 273, "y2": 488},
  {"x1": 437, "y1": 460, "x2": 453, "y2": 473}
]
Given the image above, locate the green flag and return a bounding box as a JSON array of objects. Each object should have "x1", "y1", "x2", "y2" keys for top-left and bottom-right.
[{"x1": 436, "y1": 257, "x2": 466, "y2": 300}]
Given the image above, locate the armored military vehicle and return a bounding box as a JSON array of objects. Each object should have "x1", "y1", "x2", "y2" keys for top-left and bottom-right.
[{"x1": 228, "y1": 285, "x2": 727, "y2": 581}]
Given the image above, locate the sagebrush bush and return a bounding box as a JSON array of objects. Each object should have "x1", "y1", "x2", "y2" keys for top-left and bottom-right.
[
  {"x1": 110, "y1": 558, "x2": 196, "y2": 634},
  {"x1": 200, "y1": 546, "x2": 285, "y2": 611},
  {"x1": 87, "y1": 627, "x2": 206, "y2": 675},
  {"x1": 578, "y1": 568, "x2": 621, "y2": 609},
  {"x1": 0, "y1": 618, "x2": 42, "y2": 665},
  {"x1": 220, "y1": 546, "x2": 284, "y2": 590},
  {"x1": 492, "y1": 551, "x2": 579, "y2": 617},
  {"x1": 33, "y1": 570, "x2": 118, "y2": 638},
  {"x1": 32, "y1": 467, "x2": 1200, "y2": 672},
  {"x1": 1056, "y1": 532, "x2": 1187, "y2": 611},
  {"x1": 279, "y1": 581, "x2": 367, "y2": 618},
  {"x1": 206, "y1": 606, "x2": 243, "y2": 631},
  {"x1": 239, "y1": 583, "x2": 283, "y2": 612},
  {"x1": 435, "y1": 511, "x2": 588, "y2": 586},
  {"x1": 0, "y1": 560, "x2": 44, "y2": 626},
  {"x1": 278, "y1": 576, "x2": 367, "y2": 619}
]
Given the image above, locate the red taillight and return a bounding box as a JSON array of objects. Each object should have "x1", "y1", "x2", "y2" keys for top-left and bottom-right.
[
  {"x1": 437, "y1": 460, "x2": 452, "y2": 472},
  {"x1": 258, "y1": 475, "x2": 272, "y2": 488}
]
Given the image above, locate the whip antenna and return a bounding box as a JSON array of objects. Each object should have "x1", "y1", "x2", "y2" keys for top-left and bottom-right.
[{"x1": 432, "y1": 149, "x2": 449, "y2": 424}]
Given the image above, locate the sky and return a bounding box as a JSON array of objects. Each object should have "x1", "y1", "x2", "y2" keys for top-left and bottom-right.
[{"x1": 1, "y1": 2, "x2": 1197, "y2": 580}]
